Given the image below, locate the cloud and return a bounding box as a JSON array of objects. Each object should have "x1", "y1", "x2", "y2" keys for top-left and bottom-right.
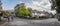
[
  {"x1": 19, "y1": 2, "x2": 24, "y2": 3},
  {"x1": 26, "y1": 0, "x2": 51, "y2": 11},
  {"x1": 26, "y1": 0, "x2": 56, "y2": 14}
]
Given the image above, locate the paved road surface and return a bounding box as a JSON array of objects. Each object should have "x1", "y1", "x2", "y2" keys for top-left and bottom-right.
[{"x1": 5, "y1": 17, "x2": 60, "y2": 26}]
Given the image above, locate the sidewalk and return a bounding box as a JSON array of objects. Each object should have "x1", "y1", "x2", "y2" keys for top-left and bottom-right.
[
  {"x1": 0, "y1": 21, "x2": 5, "y2": 25},
  {"x1": 0, "y1": 22, "x2": 8, "y2": 26},
  {"x1": 0, "y1": 19, "x2": 8, "y2": 26},
  {"x1": 0, "y1": 17, "x2": 8, "y2": 26}
]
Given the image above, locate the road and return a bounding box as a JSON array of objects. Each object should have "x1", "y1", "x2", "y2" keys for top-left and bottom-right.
[{"x1": 4, "y1": 17, "x2": 60, "y2": 26}]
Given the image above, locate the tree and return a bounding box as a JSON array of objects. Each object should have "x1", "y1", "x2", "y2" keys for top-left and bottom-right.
[
  {"x1": 51, "y1": 0, "x2": 60, "y2": 13},
  {"x1": 27, "y1": 7, "x2": 32, "y2": 17},
  {"x1": 55, "y1": 0, "x2": 60, "y2": 13},
  {"x1": 15, "y1": 3, "x2": 30, "y2": 16},
  {"x1": 51, "y1": 0, "x2": 56, "y2": 10},
  {"x1": 3, "y1": 11, "x2": 10, "y2": 17},
  {"x1": 14, "y1": 4, "x2": 20, "y2": 16},
  {"x1": 27, "y1": 7, "x2": 32, "y2": 12},
  {"x1": 18, "y1": 6, "x2": 30, "y2": 16}
]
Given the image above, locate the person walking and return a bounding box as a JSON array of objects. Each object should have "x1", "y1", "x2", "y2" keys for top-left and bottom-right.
[
  {"x1": 10, "y1": 14, "x2": 14, "y2": 21},
  {"x1": 7, "y1": 15, "x2": 11, "y2": 22},
  {"x1": 7, "y1": 14, "x2": 14, "y2": 22},
  {"x1": 7, "y1": 15, "x2": 10, "y2": 22}
]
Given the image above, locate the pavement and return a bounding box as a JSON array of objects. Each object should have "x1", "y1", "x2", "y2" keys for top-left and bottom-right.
[
  {"x1": 0, "y1": 21, "x2": 5, "y2": 25},
  {"x1": 0, "y1": 22, "x2": 8, "y2": 26},
  {"x1": 0, "y1": 17, "x2": 8, "y2": 26},
  {"x1": 1, "y1": 17, "x2": 60, "y2": 26}
]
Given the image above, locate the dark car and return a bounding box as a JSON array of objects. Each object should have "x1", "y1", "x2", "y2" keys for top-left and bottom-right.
[{"x1": 55, "y1": 13, "x2": 60, "y2": 21}]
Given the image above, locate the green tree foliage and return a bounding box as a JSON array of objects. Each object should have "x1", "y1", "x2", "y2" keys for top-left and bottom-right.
[
  {"x1": 3, "y1": 11, "x2": 10, "y2": 16},
  {"x1": 18, "y1": 6, "x2": 30, "y2": 16},
  {"x1": 15, "y1": 3, "x2": 30, "y2": 16}
]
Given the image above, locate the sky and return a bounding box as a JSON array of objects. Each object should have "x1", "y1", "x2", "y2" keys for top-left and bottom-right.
[
  {"x1": 2, "y1": 0, "x2": 32, "y2": 10},
  {"x1": 1, "y1": 0, "x2": 56, "y2": 14},
  {"x1": 2, "y1": 0, "x2": 50, "y2": 10}
]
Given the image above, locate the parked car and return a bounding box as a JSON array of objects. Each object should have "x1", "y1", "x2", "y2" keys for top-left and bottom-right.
[{"x1": 54, "y1": 13, "x2": 60, "y2": 21}]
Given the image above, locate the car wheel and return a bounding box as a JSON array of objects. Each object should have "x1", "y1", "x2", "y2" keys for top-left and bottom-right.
[{"x1": 58, "y1": 19, "x2": 60, "y2": 21}]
